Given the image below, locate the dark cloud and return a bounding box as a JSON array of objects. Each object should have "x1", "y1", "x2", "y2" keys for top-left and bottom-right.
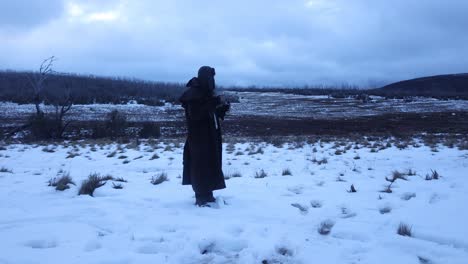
[{"x1": 0, "y1": 0, "x2": 467, "y2": 87}]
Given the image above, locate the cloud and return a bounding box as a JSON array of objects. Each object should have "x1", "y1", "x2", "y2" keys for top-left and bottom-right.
[
  {"x1": 0, "y1": 0, "x2": 467, "y2": 87},
  {"x1": 0, "y1": 0, "x2": 65, "y2": 29}
]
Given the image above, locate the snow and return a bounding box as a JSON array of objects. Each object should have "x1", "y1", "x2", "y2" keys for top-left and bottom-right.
[{"x1": 0, "y1": 140, "x2": 467, "y2": 263}]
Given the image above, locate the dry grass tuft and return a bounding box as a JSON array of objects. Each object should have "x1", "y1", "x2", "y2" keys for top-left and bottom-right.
[
  {"x1": 48, "y1": 173, "x2": 75, "y2": 191},
  {"x1": 254, "y1": 169, "x2": 268, "y2": 178},
  {"x1": 112, "y1": 182, "x2": 123, "y2": 189},
  {"x1": 282, "y1": 168, "x2": 292, "y2": 176},
  {"x1": 78, "y1": 173, "x2": 106, "y2": 196},
  {"x1": 0, "y1": 166, "x2": 13, "y2": 173},
  {"x1": 318, "y1": 220, "x2": 335, "y2": 235},
  {"x1": 151, "y1": 172, "x2": 168, "y2": 185},
  {"x1": 397, "y1": 222, "x2": 412, "y2": 237}
]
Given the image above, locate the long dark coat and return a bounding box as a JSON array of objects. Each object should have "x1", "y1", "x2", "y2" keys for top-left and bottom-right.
[{"x1": 179, "y1": 78, "x2": 226, "y2": 194}]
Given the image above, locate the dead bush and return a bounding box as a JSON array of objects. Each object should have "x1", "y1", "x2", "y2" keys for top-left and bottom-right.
[
  {"x1": 139, "y1": 122, "x2": 161, "y2": 138},
  {"x1": 254, "y1": 169, "x2": 268, "y2": 178},
  {"x1": 347, "y1": 184, "x2": 357, "y2": 193},
  {"x1": 0, "y1": 166, "x2": 13, "y2": 173},
  {"x1": 149, "y1": 153, "x2": 160, "y2": 160},
  {"x1": 48, "y1": 174, "x2": 75, "y2": 191},
  {"x1": 78, "y1": 173, "x2": 106, "y2": 196},
  {"x1": 112, "y1": 182, "x2": 123, "y2": 189},
  {"x1": 151, "y1": 172, "x2": 168, "y2": 185},
  {"x1": 397, "y1": 222, "x2": 412, "y2": 237},
  {"x1": 282, "y1": 168, "x2": 292, "y2": 176},
  {"x1": 114, "y1": 177, "x2": 127, "y2": 182},
  {"x1": 318, "y1": 220, "x2": 335, "y2": 235}
]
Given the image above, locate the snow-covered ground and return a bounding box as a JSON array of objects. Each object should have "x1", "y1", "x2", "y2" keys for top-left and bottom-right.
[
  {"x1": 0, "y1": 140, "x2": 467, "y2": 263},
  {"x1": 1, "y1": 93, "x2": 467, "y2": 126}
]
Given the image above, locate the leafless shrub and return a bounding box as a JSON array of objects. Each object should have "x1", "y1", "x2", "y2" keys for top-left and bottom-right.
[
  {"x1": 386, "y1": 170, "x2": 408, "y2": 182},
  {"x1": 248, "y1": 147, "x2": 264, "y2": 155},
  {"x1": 254, "y1": 169, "x2": 268, "y2": 178},
  {"x1": 312, "y1": 157, "x2": 328, "y2": 165},
  {"x1": 334, "y1": 149, "x2": 343, "y2": 155},
  {"x1": 112, "y1": 182, "x2": 123, "y2": 189},
  {"x1": 114, "y1": 177, "x2": 127, "y2": 182},
  {"x1": 380, "y1": 185, "x2": 393, "y2": 193},
  {"x1": 424, "y1": 169, "x2": 440, "y2": 181},
  {"x1": 225, "y1": 143, "x2": 236, "y2": 153},
  {"x1": 230, "y1": 172, "x2": 242, "y2": 178},
  {"x1": 407, "y1": 169, "x2": 416, "y2": 176},
  {"x1": 105, "y1": 110, "x2": 128, "y2": 139},
  {"x1": 106, "y1": 151, "x2": 117, "y2": 158},
  {"x1": 225, "y1": 171, "x2": 242, "y2": 179},
  {"x1": 318, "y1": 220, "x2": 335, "y2": 235},
  {"x1": 163, "y1": 145, "x2": 173, "y2": 152},
  {"x1": 234, "y1": 151, "x2": 244, "y2": 156},
  {"x1": 347, "y1": 184, "x2": 357, "y2": 193},
  {"x1": 48, "y1": 173, "x2": 75, "y2": 191},
  {"x1": 0, "y1": 166, "x2": 13, "y2": 173},
  {"x1": 151, "y1": 172, "x2": 168, "y2": 185},
  {"x1": 139, "y1": 122, "x2": 161, "y2": 138},
  {"x1": 397, "y1": 222, "x2": 412, "y2": 237},
  {"x1": 418, "y1": 256, "x2": 431, "y2": 264},
  {"x1": 149, "y1": 153, "x2": 160, "y2": 160},
  {"x1": 78, "y1": 173, "x2": 106, "y2": 196},
  {"x1": 101, "y1": 174, "x2": 114, "y2": 181},
  {"x1": 66, "y1": 151, "x2": 80, "y2": 159},
  {"x1": 282, "y1": 168, "x2": 292, "y2": 176}
]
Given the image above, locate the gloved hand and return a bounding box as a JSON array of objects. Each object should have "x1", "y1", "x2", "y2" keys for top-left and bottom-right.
[{"x1": 216, "y1": 101, "x2": 230, "y2": 120}]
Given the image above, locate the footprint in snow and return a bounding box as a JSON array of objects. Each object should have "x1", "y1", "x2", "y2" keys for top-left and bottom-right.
[
  {"x1": 137, "y1": 243, "x2": 161, "y2": 254},
  {"x1": 287, "y1": 186, "x2": 304, "y2": 195},
  {"x1": 84, "y1": 240, "x2": 102, "y2": 252},
  {"x1": 24, "y1": 239, "x2": 57, "y2": 249},
  {"x1": 291, "y1": 203, "x2": 309, "y2": 215}
]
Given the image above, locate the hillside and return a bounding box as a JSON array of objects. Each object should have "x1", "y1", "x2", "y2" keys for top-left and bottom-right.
[{"x1": 374, "y1": 73, "x2": 468, "y2": 98}]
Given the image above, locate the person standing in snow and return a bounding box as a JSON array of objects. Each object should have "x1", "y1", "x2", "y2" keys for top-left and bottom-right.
[{"x1": 179, "y1": 66, "x2": 230, "y2": 207}]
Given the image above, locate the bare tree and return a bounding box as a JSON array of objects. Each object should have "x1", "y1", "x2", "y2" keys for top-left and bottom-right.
[
  {"x1": 50, "y1": 81, "x2": 73, "y2": 138},
  {"x1": 28, "y1": 56, "x2": 56, "y2": 116}
]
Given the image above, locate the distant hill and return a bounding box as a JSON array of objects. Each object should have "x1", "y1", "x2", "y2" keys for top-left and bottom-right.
[
  {"x1": 373, "y1": 73, "x2": 468, "y2": 98},
  {"x1": 0, "y1": 71, "x2": 185, "y2": 105}
]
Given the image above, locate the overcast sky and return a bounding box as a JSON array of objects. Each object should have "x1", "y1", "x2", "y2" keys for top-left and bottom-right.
[{"x1": 1, "y1": 0, "x2": 467, "y2": 87}]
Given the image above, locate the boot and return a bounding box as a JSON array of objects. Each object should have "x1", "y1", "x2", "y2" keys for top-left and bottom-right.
[{"x1": 195, "y1": 192, "x2": 215, "y2": 207}]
